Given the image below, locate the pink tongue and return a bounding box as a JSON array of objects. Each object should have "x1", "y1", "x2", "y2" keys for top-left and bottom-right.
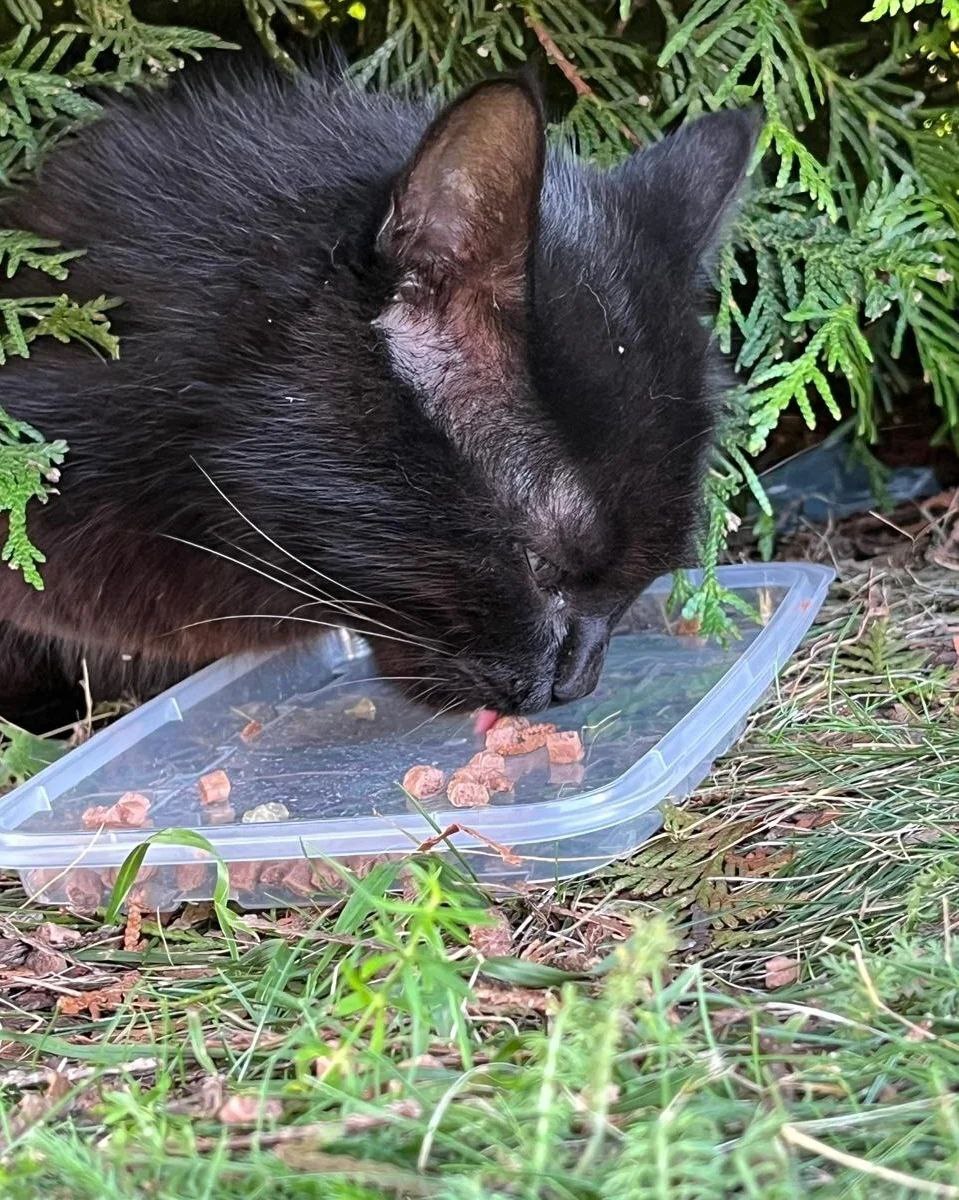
[{"x1": 473, "y1": 708, "x2": 499, "y2": 736}]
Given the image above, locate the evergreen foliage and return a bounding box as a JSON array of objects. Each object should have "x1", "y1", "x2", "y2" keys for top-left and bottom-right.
[{"x1": 0, "y1": 1, "x2": 956, "y2": 630}]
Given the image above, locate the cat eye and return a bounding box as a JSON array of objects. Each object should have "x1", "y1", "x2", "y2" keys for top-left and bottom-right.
[{"x1": 525, "y1": 548, "x2": 562, "y2": 588}]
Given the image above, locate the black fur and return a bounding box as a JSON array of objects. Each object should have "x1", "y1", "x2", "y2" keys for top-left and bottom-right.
[{"x1": 0, "y1": 60, "x2": 757, "y2": 726}]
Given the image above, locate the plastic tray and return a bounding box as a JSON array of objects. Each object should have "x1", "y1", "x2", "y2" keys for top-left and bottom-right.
[{"x1": 0, "y1": 563, "x2": 833, "y2": 908}]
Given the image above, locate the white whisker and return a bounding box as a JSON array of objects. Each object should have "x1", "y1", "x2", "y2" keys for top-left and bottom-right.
[
  {"x1": 325, "y1": 674, "x2": 448, "y2": 690},
  {"x1": 191, "y1": 459, "x2": 414, "y2": 623},
  {"x1": 158, "y1": 612, "x2": 451, "y2": 658},
  {"x1": 404, "y1": 694, "x2": 464, "y2": 735},
  {"x1": 165, "y1": 534, "x2": 320, "y2": 602},
  {"x1": 164, "y1": 533, "x2": 450, "y2": 655},
  {"x1": 221, "y1": 540, "x2": 387, "y2": 611}
]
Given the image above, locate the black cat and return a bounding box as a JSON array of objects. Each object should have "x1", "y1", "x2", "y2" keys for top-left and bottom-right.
[{"x1": 0, "y1": 60, "x2": 757, "y2": 728}]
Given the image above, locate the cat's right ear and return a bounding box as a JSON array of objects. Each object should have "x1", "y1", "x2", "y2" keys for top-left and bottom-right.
[
  {"x1": 618, "y1": 108, "x2": 760, "y2": 269},
  {"x1": 377, "y1": 79, "x2": 545, "y2": 313}
]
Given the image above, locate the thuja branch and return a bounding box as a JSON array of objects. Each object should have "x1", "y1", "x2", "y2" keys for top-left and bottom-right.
[{"x1": 525, "y1": 12, "x2": 641, "y2": 147}]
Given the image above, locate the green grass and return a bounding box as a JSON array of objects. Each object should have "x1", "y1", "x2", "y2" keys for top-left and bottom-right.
[{"x1": 1, "y1": 560, "x2": 958, "y2": 1198}]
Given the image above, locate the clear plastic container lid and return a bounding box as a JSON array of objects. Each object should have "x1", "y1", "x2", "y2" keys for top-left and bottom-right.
[{"x1": 0, "y1": 563, "x2": 833, "y2": 907}]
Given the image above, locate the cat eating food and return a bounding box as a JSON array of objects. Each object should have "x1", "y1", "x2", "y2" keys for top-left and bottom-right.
[{"x1": 0, "y1": 59, "x2": 757, "y2": 729}]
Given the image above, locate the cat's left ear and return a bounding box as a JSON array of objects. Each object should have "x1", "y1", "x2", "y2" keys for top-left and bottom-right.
[{"x1": 378, "y1": 79, "x2": 545, "y2": 310}]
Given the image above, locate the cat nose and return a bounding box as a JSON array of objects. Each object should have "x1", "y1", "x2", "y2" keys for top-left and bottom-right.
[{"x1": 551, "y1": 617, "x2": 609, "y2": 705}]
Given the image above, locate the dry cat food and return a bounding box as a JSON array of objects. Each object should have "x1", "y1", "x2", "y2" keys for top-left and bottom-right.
[
  {"x1": 346, "y1": 696, "x2": 377, "y2": 720},
  {"x1": 48, "y1": 705, "x2": 585, "y2": 910},
  {"x1": 175, "y1": 860, "x2": 213, "y2": 891},
  {"x1": 401, "y1": 715, "x2": 585, "y2": 809},
  {"x1": 242, "y1": 801, "x2": 290, "y2": 823},
  {"x1": 545, "y1": 730, "x2": 585, "y2": 764},
  {"x1": 467, "y1": 750, "x2": 513, "y2": 793},
  {"x1": 485, "y1": 716, "x2": 556, "y2": 756},
  {"x1": 197, "y1": 769, "x2": 232, "y2": 806},
  {"x1": 24, "y1": 851, "x2": 387, "y2": 913},
  {"x1": 447, "y1": 770, "x2": 491, "y2": 809},
  {"x1": 81, "y1": 791, "x2": 151, "y2": 830},
  {"x1": 402, "y1": 765, "x2": 447, "y2": 799}
]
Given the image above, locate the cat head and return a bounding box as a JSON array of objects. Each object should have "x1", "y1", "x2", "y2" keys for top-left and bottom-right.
[{"x1": 356, "y1": 80, "x2": 757, "y2": 714}]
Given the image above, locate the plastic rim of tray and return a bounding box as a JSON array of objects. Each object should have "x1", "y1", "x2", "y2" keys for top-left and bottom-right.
[{"x1": 0, "y1": 562, "x2": 834, "y2": 872}]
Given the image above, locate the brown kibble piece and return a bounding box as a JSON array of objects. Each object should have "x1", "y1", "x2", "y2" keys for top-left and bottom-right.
[
  {"x1": 260, "y1": 859, "x2": 315, "y2": 897},
  {"x1": 229, "y1": 860, "x2": 261, "y2": 892},
  {"x1": 484, "y1": 715, "x2": 529, "y2": 754},
  {"x1": 58, "y1": 970, "x2": 139, "y2": 1020},
  {"x1": 240, "y1": 719, "x2": 263, "y2": 744},
  {"x1": 259, "y1": 859, "x2": 291, "y2": 886},
  {"x1": 283, "y1": 860, "x2": 317, "y2": 897},
  {"x1": 176, "y1": 861, "x2": 212, "y2": 892},
  {"x1": 114, "y1": 791, "x2": 151, "y2": 823},
  {"x1": 283, "y1": 859, "x2": 316, "y2": 897},
  {"x1": 102, "y1": 863, "x2": 157, "y2": 888},
  {"x1": 467, "y1": 751, "x2": 513, "y2": 794},
  {"x1": 469, "y1": 750, "x2": 506, "y2": 773},
  {"x1": 81, "y1": 791, "x2": 151, "y2": 830},
  {"x1": 197, "y1": 769, "x2": 232, "y2": 806},
  {"x1": 24, "y1": 868, "x2": 60, "y2": 896},
  {"x1": 308, "y1": 859, "x2": 345, "y2": 893},
  {"x1": 64, "y1": 869, "x2": 103, "y2": 912},
  {"x1": 127, "y1": 882, "x2": 164, "y2": 912},
  {"x1": 402, "y1": 764, "x2": 447, "y2": 800},
  {"x1": 79, "y1": 805, "x2": 118, "y2": 829},
  {"x1": 546, "y1": 730, "x2": 584, "y2": 764},
  {"x1": 513, "y1": 722, "x2": 556, "y2": 754},
  {"x1": 343, "y1": 855, "x2": 382, "y2": 879},
  {"x1": 487, "y1": 717, "x2": 557, "y2": 757},
  {"x1": 447, "y1": 770, "x2": 491, "y2": 808}
]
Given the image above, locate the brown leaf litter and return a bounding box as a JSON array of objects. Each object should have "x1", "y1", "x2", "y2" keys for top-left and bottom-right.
[
  {"x1": 217, "y1": 1092, "x2": 283, "y2": 1125},
  {"x1": 469, "y1": 909, "x2": 514, "y2": 959},
  {"x1": 57, "y1": 970, "x2": 140, "y2": 1019},
  {"x1": 469, "y1": 983, "x2": 552, "y2": 1015}
]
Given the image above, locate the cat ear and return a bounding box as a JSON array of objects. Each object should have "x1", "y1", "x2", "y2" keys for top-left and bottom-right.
[
  {"x1": 378, "y1": 79, "x2": 545, "y2": 309},
  {"x1": 620, "y1": 108, "x2": 760, "y2": 266}
]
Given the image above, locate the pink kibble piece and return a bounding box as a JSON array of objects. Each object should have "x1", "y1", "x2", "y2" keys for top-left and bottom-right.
[
  {"x1": 197, "y1": 769, "x2": 232, "y2": 807},
  {"x1": 546, "y1": 730, "x2": 584, "y2": 765},
  {"x1": 81, "y1": 791, "x2": 151, "y2": 830},
  {"x1": 468, "y1": 751, "x2": 513, "y2": 793},
  {"x1": 402, "y1": 765, "x2": 447, "y2": 800},
  {"x1": 484, "y1": 716, "x2": 530, "y2": 755},
  {"x1": 447, "y1": 771, "x2": 491, "y2": 809}
]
